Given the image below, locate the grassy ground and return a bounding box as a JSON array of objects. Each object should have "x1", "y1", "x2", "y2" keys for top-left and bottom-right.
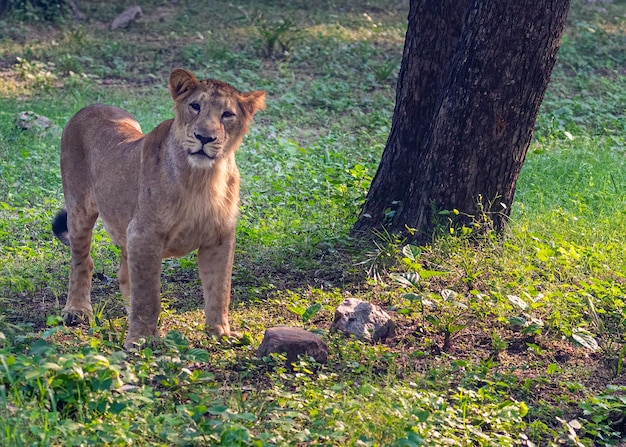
[{"x1": 0, "y1": 0, "x2": 625, "y2": 445}]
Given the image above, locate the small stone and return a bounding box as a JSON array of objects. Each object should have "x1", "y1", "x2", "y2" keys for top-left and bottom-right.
[
  {"x1": 331, "y1": 298, "x2": 395, "y2": 342},
  {"x1": 15, "y1": 111, "x2": 51, "y2": 131},
  {"x1": 110, "y1": 6, "x2": 142, "y2": 31},
  {"x1": 256, "y1": 327, "x2": 328, "y2": 365}
]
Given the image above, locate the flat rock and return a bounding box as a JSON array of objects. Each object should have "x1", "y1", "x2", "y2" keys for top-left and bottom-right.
[
  {"x1": 331, "y1": 298, "x2": 395, "y2": 342},
  {"x1": 256, "y1": 327, "x2": 328, "y2": 365},
  {"x1": 111, "y1": 6, "x2": 142, "y2": 30},
  {"x1": 15, "y1": 111, "x2": 51, "y2": 131}
]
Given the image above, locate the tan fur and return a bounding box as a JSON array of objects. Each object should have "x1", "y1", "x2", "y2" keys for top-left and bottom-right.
[{"x1": 56, "y1": 69, "x2": 266, "y2": 348}]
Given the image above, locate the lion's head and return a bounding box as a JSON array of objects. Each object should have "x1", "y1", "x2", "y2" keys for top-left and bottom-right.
[{"x1": 168, "y1": 68, "x2": 266, "y2": 168}]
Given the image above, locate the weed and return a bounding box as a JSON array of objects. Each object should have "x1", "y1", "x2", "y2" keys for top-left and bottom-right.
[
  {"x1": 490, "y1": 329, "x2": 508, "y2": 359},
  {"x1": 371, "y1": 57, "x2": 399, "y2": 83},
  {"x1": 581, "y1": 283, "x2": 626, "y2": 376},
  {"x1": 245, "y1": 12, "x2": 304, "y2": 58},
  {"x1": 12, "y1": 57, "x2": 58, "y2": 90},
  {"x1": 579, "y1": 385, "x2": 626, "y2": 445},
  {"x1": 356, "y1": 228, "x2": 403, "y2": 282},
  {"x1": 4, "y1": 0, "x2": 71, "y2": 23}
]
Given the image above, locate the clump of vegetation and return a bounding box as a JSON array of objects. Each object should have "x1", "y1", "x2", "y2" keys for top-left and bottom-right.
[
  {"x1": 246, "y1": 12, "x2": 304, "y2": 58},
  {"x1": 0, "y1": 0, "x2": 625, "y2": 444},
  {"x1": 0, "y1": 0, "x2": 71, "y2": 22}
]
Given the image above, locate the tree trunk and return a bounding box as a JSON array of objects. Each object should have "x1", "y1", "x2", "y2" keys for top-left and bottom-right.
[
  {"x1": 353, "y1": 0, "x2": 571, "y2": 242},
  {"x1": 354, "y1": 0, "x2": 470, "y2": 228}
]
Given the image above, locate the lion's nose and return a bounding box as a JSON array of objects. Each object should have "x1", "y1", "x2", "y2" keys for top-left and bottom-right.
[{"x1": 194, "y1": 133, "x2": 216, "y2": 145}]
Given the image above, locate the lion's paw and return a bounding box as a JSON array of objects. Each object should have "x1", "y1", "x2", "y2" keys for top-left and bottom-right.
[
  {"x1": 206, "y1": 325, "x2": 242, "y2": 345},
  {"x1": 62, "y1": 307, "x2": 93, "y2": 326}
]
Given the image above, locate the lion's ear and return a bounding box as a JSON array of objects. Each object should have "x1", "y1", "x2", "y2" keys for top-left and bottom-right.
[
  {"x1": 169, "y1": 69, "x2": 199, "y2": 101},
  {"x1": 240, "y1": 90, "x2": 266, "y2": 117}
]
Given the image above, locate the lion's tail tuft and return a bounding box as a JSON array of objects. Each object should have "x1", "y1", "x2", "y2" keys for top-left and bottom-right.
[{"x1": 52, "y1": 209, "x2": 70, "y2": 246}]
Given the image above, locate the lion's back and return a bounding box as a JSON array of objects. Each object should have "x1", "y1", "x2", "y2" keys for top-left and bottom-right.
[
  {"x1": 59, "y1": 104, "x2": 146, "y2": 243},
  {"x1": 61, "y1": 104, "x2": 143, "y2": 153}
]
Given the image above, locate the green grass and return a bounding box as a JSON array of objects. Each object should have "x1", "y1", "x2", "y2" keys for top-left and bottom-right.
[{"x1": 0, "y1": 0, "x2": 625, "y2": 445}]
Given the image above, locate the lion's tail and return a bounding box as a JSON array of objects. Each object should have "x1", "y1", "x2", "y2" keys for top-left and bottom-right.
[{"x1": 52, "y1": 209, "x2": 71, "y2": 246}]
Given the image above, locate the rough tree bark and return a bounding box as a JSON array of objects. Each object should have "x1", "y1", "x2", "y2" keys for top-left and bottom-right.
[{"x1": 353, "y1": 0, "x2": 571, "y2": 241}]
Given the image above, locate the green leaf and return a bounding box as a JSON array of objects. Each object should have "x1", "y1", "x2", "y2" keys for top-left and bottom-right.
[
  {"x1": 30, "y1": 339, "x2": 55, "y2": 356},
  {"x1": 526, "y1": 343, "x2": 543, "y2": 355},
  {"x1": 507, "y1": 294, "x2": 529, "y2": 311},
  {"x1": 46, "y1": 315, "x2": 63, "y2": 327},
  {"x1": 109, "y1": 401, "x2": 127, "y2": 414},
  {"x1": 393, "y1": 431, "x2": 425, "y2": 447},
  {"x1": 235, "y1": 412, "x2": 257, "y2": 422},
  {"x1": 220, "y1": 427, "x2": 251, "y2": 444},
  {"x1": 440, "y1": 289, "x2": 458, "y2": 301},
  {"x1": 209, "y1": 404, "x2": 229, "y2": 415},
  {"x1": 403, "y1": 293, "x2": 422, "y2": 302},
  {"x1": 302, "y1": 303, "x2": 322, "y2": 322},
  {"x1": 164, "y1": 330, "x2": 189, "y2": 349},
  {"x1": 571, "y1": 328, "x2": 598, "y2": 351},
  {"x1": 508, "y1": 316, "x2": 527, "y2": 327},
  {"x1": 425, "y1": 315, "x2": 441, "y2": 325},
  {"x1": 523, "y1": 324, "x2": 543, "y2": 336},
  {"x1": 391, "y1": 272, "x2": 420, "y2": 289},
  {"x1": 402, "y1": 244, "x2": 421, "y2": 261},
  {"x1": 24, "y1": 366, "x2": 47, "y2": 381},
  {"x1": 447, "y1": 324, "x2": 467, "y2": 334},
  {"x1": 414, "y1": 410, "x2": 430, "y2": 422},
  {"x1": 519, "y1": 402, "x2": 529, "y2": 418},
  {"x1": 186, "y1": 348, "x2": 209, "y2": 362},
  {"x1": 287, "y1": 305, "x2": 306, "y2": 317},
  {"x1": 237, "y1": 331, "x2": 254, "y2": 346},
  {"x1": 418, "y1": 269, "x2": 448, "y2": 279},
  {"x1": 536, "y1": 247, "x2": 555, "y2": 262},
  {"x1": 41, "y1": 326, "x2": 65, "y2": 339}
]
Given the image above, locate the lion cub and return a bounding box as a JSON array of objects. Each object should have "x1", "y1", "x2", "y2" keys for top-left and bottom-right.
[{"x1": 53, "y1": 68, "x2": 266, "y2": 348}]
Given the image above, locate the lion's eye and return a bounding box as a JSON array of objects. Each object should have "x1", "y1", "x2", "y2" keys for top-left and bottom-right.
[
  {"x1": 190, "y1": 103, "x2": 201, "y2": 112},
  {"x1": 222, "y1": 111, "x2": 236, "y2": 119}
]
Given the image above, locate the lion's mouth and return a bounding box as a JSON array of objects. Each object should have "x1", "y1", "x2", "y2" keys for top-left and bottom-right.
[{"x1": 189, "y1": 149, "x2": 216, "y2": 160}]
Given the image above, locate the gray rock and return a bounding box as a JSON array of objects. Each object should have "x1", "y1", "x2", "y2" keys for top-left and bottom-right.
[
  {"x1": 111, "y1": 6, "x2": 142, "y2": 31},
  {"x1": 331, "y1": 298, "x2": 395, "y2": 342},
  {"x1": 256, "y1": 327, "x2": 328, "y2": 365},
  {"x1": 15, "y1": 111, "x2": 51, "y2": 131}
]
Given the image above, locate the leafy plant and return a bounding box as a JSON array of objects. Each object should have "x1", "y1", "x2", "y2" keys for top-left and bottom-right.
[
  {"x1": 287, "y1": 302, "x2": 322, "y2": 324},
  {"x1": 490, "y1": 329, "x2": 508, "y2": 359},
  {"x1": 392, "y1": 247, "x2": 467, "y2": 352},
  {"x1": 2, "y1": 0, "x2": 71, "y2": 22},
  {"x1": 246, "y1": 13, "x2": 304, "y2": 58},
  {"x1": 12, "y1": 57, "x2": 58, "y2": 90},
  {"x1": 506, "y1": 292, "x2": 546, "y2": 338},
  {"x1": 581, "y1": 286, "x2": 626, "y2": 376},
  {"x1": 356, "y1": 228, "x2": 404, "y2": 281},
  {"x1": 579, "y1": 385, "x2": 626, "y2": 445},
  {"x1": 371, "y1": 58, "x2": 399, "y2": 83}
]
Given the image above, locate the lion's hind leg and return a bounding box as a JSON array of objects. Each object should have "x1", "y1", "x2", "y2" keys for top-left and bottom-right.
[
  {"x1": 62, "y1": 206, "x2": 98, "y2": 325},
  {"x1": 119, "y1": 246, "x2": 131, "y2": 313}
]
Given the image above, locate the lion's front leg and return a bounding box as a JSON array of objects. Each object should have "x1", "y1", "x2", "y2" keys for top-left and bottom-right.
[
  {"x1": 124, "y1": 231, "x2": 163, "y2": 349},
  {"x1": 198, "y1": 234, "x2": 236, "y2": 338}
]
